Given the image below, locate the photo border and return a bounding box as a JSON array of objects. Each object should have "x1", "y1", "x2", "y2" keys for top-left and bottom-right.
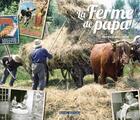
[
  {"x1": 0, "y1": 86, "x2": 46, "y2": 120},
  {"x1": 111, "y1": 89, "x2": 140, "y2": 120}
]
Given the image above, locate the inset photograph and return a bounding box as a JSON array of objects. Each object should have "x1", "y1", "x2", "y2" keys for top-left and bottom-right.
[
  {"x1": 18, "y1": 0, "x2": 49, "y2": 38},
  {"x1": 111, "y1": 90, "x2": 140, "y2": 120},
  {"x1": 0, "y1": 87, "x2": 46, "y2": 120},
  {"x1": 0, "y1": 16, "x2": 19, "y2": 44}
]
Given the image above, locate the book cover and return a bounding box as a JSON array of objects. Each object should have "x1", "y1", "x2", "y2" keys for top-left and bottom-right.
[{"x1": 1, "y1": 0, "x2": 140, "y2": 120}]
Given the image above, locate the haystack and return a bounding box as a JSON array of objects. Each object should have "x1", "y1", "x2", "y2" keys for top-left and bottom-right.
[{"x1": 20, "y1": 27, "x2": 93, "y2": 79}]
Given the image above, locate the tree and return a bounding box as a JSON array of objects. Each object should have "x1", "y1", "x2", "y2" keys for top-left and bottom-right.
[
  {"x1": 0, "y1": 0, "x2": 19, "y2": 15},
  {"x1": 113, "y1": 0, "x2": 125, "y2": 9},
  {"x1": 47, "y1": 0, "x2": 58, "y2": 16},
  {"x1": 4, "y1": 1, "x2": 19, "y2": 15},
  {"x1": 47, "y1": 0, "x2": 66, "y2": 33},
  {"x1": 128, "y1": 0, "x2": 140, "y2": 23}
]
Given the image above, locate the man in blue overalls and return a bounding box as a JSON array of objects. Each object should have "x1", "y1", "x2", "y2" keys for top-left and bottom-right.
[{"x1": 30, "y1": 39, "x2": 52, "y2": 90}]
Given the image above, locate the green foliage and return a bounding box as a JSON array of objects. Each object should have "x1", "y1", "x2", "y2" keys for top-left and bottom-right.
[
  {"x1": 48, "y1": 22, "x2": 57, "y2": 33},
  {"x1": 0, "y1": 0, "x2": 19, "y2": 15},
  {"x1": 128, "y1": 0, "x2": 140, "y2": 10},
  {"x1": 53, "y1": 14, "x2": 66, "y2": 27},
  {"x1": 127, "y1": 0, "x2": 140, "y2": 22},
  {"x1": 127, "y1": 0, "x2": 140, "y2": 33},
  {"x1": 47, "y1": 0, "x2": 58, "y2": 16},
  {"x1": 113, "y1": 0, "x2": 125, "y2": 9},
  {"x1": 47, "y1": 0, "x2": 67, "y2": 33},
  {"x1": 3, "y1": 1, "x2": 19, "y2": 15},
  {"x1": 9, "y1": 36, "x2": 34, "y2": 54},
  {"x1": 48, "y1": 14, "x2": 66, "y2": 33},
  {"x1": 0, "y1": 46, "x2": 6, "y2": 57}
]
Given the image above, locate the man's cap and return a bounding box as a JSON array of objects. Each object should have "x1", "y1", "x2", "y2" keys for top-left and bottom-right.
[
  {"x1": 12, "y1": 55, "x2": 22, "y2": 63},
  {"x1": 34, "y1": 39, "x2": 42, "y2": 48}
]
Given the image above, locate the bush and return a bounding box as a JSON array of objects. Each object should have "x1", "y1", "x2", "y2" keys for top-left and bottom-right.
[{"x1": 0, "y1": 0, "x2": 19, "y2": 15}]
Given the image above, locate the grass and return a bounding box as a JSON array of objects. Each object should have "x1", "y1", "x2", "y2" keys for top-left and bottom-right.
[
  {"x1": 1, "y1": 63, "x2": 140, "y2": 89},
  {"x1": 48, "y1": 69, "x2": 77, "y2": 89},
  {"x1": 0, "y1": 33, "x2": 140, "y2": 88},
  {"x1": 0, "y1": 67, "x2": 31, "y2": 87},
  {"x1": 0, "y1": 35, "x2": 34, "y2": 57}
]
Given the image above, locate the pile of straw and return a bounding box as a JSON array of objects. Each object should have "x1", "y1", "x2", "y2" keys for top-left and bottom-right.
[{"x1": 45, "y1": 84, "x2": 112, "y2": 120}]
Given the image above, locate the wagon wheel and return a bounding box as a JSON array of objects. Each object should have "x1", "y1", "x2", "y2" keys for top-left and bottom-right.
[
  {"x1": 61, "y1": 69, "x2": 71, "y2": 90},
  {"x1": 61, "y1": 69, "x2": 68, "y2": 80},
  {"x1": 71, "y1": 66, "x2": 84, "y2": 88}
]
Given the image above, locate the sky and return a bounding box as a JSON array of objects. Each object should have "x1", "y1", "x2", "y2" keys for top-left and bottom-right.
[{"x1": 20, "y1": 1, "x2": 36, "y2": 11}]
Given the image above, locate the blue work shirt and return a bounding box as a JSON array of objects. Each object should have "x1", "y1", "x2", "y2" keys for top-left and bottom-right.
[{"x1": 31, "y1": 48, "x2": 52, "y2": 63}]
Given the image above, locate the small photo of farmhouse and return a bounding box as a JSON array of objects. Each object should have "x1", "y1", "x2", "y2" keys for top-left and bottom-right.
[
  {"x1": 0, "y1": 87, "x2": 46, "y2": 120},
  {"x1": 111, "y1": 90, "x2": 140, "y2": 120},
  {"x1": 0, "y1": 16, "x2": 19, "y2": 44}
]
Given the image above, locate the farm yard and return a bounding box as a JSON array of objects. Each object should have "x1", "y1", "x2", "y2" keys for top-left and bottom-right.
[{"x1": 1, "y1": 69, "x2": 140, "y2": 120}]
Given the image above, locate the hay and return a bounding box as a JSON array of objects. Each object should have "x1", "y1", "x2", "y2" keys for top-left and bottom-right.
[
  {"x1": 20, "y1": 28, "x2": 93, "y2": 74},
  {"x1": 44, "y1": 79, "x2": 137, "y2": 120},
  {"x1": 45, "y1": 84, "x2": 112, "y2": 120},
  {"x1": 2, "y1": 76, "x2": 137, "y2": 120}
]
